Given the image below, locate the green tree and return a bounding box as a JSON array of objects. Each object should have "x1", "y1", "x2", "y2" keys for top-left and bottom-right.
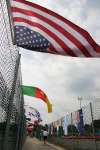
[
  {"x1": 84, "y1": 124, "x2": 92, "y2": 135},
  {"x1": 67, "y1": 124, "x2": 79, "y2": 136},
  {"x1": 58, "y1": 126, "x2": 64, "y2": 137}
]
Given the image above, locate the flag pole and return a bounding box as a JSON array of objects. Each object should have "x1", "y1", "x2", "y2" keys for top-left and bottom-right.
[{"x1": 6, "y1": 0, "x2": 15, "y2": 44}]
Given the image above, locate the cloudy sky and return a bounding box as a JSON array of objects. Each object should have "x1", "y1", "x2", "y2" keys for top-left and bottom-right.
[{"x1": 20, "y1": 0, "x2": 100, "y2": 124}]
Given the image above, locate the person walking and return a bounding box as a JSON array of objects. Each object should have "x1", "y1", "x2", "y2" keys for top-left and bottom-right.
[{"x1": 43, "y1": 128, "x2": 48, "y2": 144}]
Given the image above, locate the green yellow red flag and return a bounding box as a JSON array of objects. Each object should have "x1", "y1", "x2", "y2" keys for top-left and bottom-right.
[{"x1": 21, "y1": 85, "x2": 52, "y2": 113}]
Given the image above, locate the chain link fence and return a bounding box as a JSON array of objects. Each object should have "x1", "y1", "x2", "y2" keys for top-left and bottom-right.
[{"x1": 0, "y1": 0, "x2": 26, "y2": 150}]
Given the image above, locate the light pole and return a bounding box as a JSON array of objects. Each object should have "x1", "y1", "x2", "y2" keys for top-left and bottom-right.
[{"x1": 78, "y1": 96, "x2": 82, "y2": 109}]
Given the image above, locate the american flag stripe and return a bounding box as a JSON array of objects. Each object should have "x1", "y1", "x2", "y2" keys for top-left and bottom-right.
[{"x1": 11, "y1": 0, "x2": 100, "y2": 57}]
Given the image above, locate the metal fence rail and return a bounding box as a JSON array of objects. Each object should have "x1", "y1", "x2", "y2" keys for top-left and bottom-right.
[{"x1": 0, "y1": 0, "x2": 26, "y2": 150}]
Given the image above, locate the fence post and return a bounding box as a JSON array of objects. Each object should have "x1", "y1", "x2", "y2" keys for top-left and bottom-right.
[
  {"x1": 17, "y1": 95, "x2": 26, "y2": 150},
  {"x1": 90, "y1": 102, "x2": 97, "y2": 150}
]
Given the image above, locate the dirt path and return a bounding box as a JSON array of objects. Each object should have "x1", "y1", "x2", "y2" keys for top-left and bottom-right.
[{"x1": 22, "y1": 137, "x2": 67, "y2": 150}]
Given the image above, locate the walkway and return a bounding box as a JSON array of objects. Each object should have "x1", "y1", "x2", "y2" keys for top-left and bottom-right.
[{"x1": 22, "y1": 137, "x2": 66, "y2": 150}]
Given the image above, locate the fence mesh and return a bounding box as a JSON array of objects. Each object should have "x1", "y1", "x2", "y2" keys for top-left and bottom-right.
[{"x1": 0, "y1": 0, "x2": 26, "y2": 150}]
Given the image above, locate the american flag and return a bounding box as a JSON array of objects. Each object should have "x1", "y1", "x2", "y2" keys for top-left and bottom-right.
[{"x1": 11, "y1": 0, "x2": 100, "y2": 57}]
